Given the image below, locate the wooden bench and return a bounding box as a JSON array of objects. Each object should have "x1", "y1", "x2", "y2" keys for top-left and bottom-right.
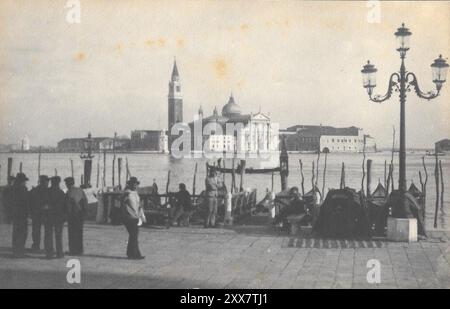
[{"x1": 286, "y1": 214, "x2": 307, "y2": 235}]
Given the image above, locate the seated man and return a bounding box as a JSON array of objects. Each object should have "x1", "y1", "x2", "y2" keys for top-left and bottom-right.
[
  {"x1": 171, "y1": 183, "x2": 193, "y2": 226},
  {"x1": 273, "y1": 187, "x2": 310, "y2": 231}
]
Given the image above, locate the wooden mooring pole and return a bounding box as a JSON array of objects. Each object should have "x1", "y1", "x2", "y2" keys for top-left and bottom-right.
[
  {"x1": 367, "y1": 159, "x2": 373, "y2": 198},
  {"x1": 38, "y1": 146, "x2": 42, "y2": 178},
  {"x1": 7, "y1": 157, "x2": 12, "y2": 181},
  {"x1": 239, "y1": 160, "x2": 246, "y2": 192},
  {"x1": 434, "y1": 153, "x2": 439, "y2": 228},
  {"x1": 117, "y1": 157, "x2": 122, "y2": 190},
  {"x1": 192, "y1": 163, "x2": 198, "y2": 196},
  {"x1": 299, "y1": 159, "x2": 305, "y2": 196}
]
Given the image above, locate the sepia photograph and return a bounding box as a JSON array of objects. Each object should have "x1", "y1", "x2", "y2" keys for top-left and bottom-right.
[{"x1": 0, "y1": 0, "x2": 449, "y2": 293}]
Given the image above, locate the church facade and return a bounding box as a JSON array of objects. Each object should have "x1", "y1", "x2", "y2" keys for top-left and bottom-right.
[
  {"x1": 189, "y1": 94, "x2": 279, "y2": 155},
  {"x1": 167, "y1": 60, "x2": 278, "y2": 155}
]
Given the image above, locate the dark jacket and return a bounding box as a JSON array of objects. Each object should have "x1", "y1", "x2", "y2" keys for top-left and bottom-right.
[
  {"x1": 30, "y1": 185, "x2": 49, "y2": 216},
  {"x1": 11, "y1": 185, "x2": 29, "y2": 220},
  {"x1": 176, "y1": 189, "x2": 192, "y2": 211},
  {"x1": 48, "y1": 187, "x2": 67, "y2": 224}
]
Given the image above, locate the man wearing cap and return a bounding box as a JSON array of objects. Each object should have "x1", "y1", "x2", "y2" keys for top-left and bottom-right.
[
  {"x1": 45, "y1": 176, "x2": 67, "y2": 259},
  {"x1": 11, "y1": 173, "x2": 30, "y2": 258},
  {"x1": 29, "y1": 175, "x2": 50, "y2": 252},
  {"x1": 64, "y1": 177, "x2": 87, "y2": 256},
  {"x1": 121, "y1": 177, "x2": 145, "y2": 260}
]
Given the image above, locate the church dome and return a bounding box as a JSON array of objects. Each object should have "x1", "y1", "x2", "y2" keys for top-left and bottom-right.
[{"x1": 222, "y1": 94, "x2": 241, "y2": 117}]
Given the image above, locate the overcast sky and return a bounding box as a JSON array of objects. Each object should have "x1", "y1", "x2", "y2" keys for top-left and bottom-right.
[{"x1": 0, "y1": 0, "x2": 449, "y2": 148}]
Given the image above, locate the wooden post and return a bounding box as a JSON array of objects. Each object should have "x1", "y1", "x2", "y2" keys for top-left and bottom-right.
[
  {"x1": 222, "y1": 158, "x2": 226, "y2": 184},
  {"x1": 271, "y1": 171, "x2": 274, "y2": 192},
  {"x1": 299, "y1": 159, "x2": 305, "y2": 196},
  {"x1": 419, "y1": 156, "x2": 428, "y2": 221},
  {"x1": 311, "y1": 161, "x2": 315, "y2": 189},
  {"x1": 315, "y1": 150, "x2": 320, "y2": 188},
  {"x1": 384, "y1": 160, "x2": 387, "y2": 189},
  {"x1": 231, "y1": 157, "x2": 236, "y2": 194},
  {"x1": 118, "y1": 157, "x2": 122, "y2": 190},
  {"x1": 366, "y1": 159, "x2": 373, "y2": 198},
  {"x1": 165, "y1": 170, "x2": 171, "y2": 204},
  {"x1": 192, "y1": 163, "x2": 198, "y2": 196},
  {"x1": 112, "y1": 132, "x2": 117, "y2": 187},
  {"x1": 54, "y1": 168, "x2": 58, "y2": 176},
  {"x1": 7, "y1": 157, "x2": 12, "y2": 181},
  {"x1": 239, "y1": 160, "x2": 246, "y2": 192},
  {"x1": 434, "y1": 153, "x2": 439, "y2": 228},
  {"x1": 103, "y1": 150, "x2": 106, "y2": 187},
  {"x1": 340, "y1": 162, "x2": 346, "y2": 189},
  {"x1": 96, "y1": 153, "x2": 100, "y2": 188},
  {"x1": 38, "y1": 146, "x2": 42, "y2": 178},
  {"x1": 361, "y1": 136, "x2": 366, "y2": 194},
  {"x1": 70, "y1": 159, "x2": 74, "y2": 178},
  {"x1": 125, "y1": 157, "x2": 130, "y2": 182},
  {"x1": 279, "y1": 136, "x2": 289, "y2": 191},
  {"x1": 80, "y1": 174, "x2": 84, "y2": 186},
  {"x1": 439, "y1": 160, "x2": 444, "y2": 213},
  {"x1": 321, "y1": 152, "x2": 328, "y2": 202},
  {"x1": 386, "y1": 164, "x2": 393, "y2": 196},
  {"x1": 19, "y1": 162, "x2": 23, "y2": 173}
]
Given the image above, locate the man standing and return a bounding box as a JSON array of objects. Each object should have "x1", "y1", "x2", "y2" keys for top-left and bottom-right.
[
  {"x1": 3, "y1": 176, "x2": 15, "y2": 224},
  {"x1": 204, "y1": 168, "x2": 218, "y2": 228},
  {"x1": 29, "y1": 175, "x2": 49, "y2": 252},
  {"x1": 172, "y1": 183, "x2": 192, "y2": 226},
  {"x1": 45, "y1": 176, "x2": 67, "y2": 259},
  {"x1": 121, "y1": 177, "x2": 145, "y2": 260},
  {"x1": 64, "y1": 177, "x2": 86, "y2": 256},
  {"x1": 11, "y1": 173, "x2": 30, "y2": 258}
]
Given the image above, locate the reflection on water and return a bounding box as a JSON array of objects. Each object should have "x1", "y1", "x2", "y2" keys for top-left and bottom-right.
[{"x1": 1, "y1": 151, "x2": 448, "y2": 230}]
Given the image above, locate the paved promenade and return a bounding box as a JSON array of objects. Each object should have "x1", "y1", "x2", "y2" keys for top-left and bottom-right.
[{"x1": 0, "y1": 223, "x2": 449, "y2": 289}]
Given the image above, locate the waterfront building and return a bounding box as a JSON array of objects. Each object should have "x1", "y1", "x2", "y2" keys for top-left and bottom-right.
[
  {"x1": 21, "y1": 135, "x2": 30, "y2": 151},
  {"x1": 57, "y1": 136, "x2": 130, "y2": 152},
  {"x1": 188, "y1": 94, "x2": 279, "y2": 154},
  {"x1": 130, "y1": 130, "x2": 168, "y2": 153},
  {"x1": 280, "y1": 125, "x2": 376, "y2": 153}
]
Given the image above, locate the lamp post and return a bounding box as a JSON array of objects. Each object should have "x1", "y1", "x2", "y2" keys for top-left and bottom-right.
[
  {"x1": 80, "y1": 132, "x2": 95, "y2": 188},
  {"x1": 361, "y1": 23, "x2": 448, "y2": 216}
]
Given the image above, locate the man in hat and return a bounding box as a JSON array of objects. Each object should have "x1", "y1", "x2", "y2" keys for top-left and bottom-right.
[
  {"x1": 64, "y1": 177, "x2": 87, "y2": 256},
  {"x1": 45, "y1": 176, "x2": 67, "y2": 259},
  {"x1": 121, "y1": 177, "x2": 145, "y2": 260},
  {"x1": 11, "y1": 173, "x2": 30, "y2": 258},
  {"x1": 204, "y1": 167, "x2": 218, "y2": 228},
  {"x1": 29, "y1": 175, "x2": 50, "y2": 251},
  {"x1": 3, "y1": 175, "x2": 15, "y2": 224}
]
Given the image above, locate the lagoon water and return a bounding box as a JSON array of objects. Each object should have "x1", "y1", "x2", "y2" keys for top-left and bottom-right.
[{"x1": 1, "y1": 151, "x2": 448, "y2": 230}]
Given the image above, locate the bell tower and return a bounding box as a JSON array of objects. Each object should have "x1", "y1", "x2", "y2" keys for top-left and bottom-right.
[{"x1": 168, "y1": 59, "x2": 183, "y2": 150}]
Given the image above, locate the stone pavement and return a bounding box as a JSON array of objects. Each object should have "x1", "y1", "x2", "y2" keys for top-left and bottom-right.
[{"x1": 0, "y1": 223, "x2": 449, "y2": 289}]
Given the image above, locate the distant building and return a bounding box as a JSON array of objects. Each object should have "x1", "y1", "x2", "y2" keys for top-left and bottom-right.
[
  {"x1": 57, "y1": 136, "x2": 130, "y2": 152},
  {"x1": 280, "y1": 125, "x2": 376, "y2": 153},
  {"x1": 130, "y1": 130, "x2": 168, "y2": 153},
  {"x1": 436, "y1": 139, "x2": 450, "y2": 153},
  {"x1": 188, "y1": 94, "x2": 279, "y2": 154},
  {"x1": 21, "y1": 135, "x2": 30, "y2": 151}
]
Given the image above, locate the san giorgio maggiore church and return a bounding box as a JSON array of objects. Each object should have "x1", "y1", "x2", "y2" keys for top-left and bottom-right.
[{"x1": 167, "y1": 60, "x2": 279, "y2": 155}]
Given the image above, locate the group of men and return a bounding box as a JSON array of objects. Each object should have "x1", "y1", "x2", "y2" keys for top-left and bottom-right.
[{"x1": 4, "y1": 172, "x2": 87, "y2": 259}]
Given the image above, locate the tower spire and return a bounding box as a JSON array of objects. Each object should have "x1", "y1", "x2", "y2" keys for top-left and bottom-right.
[{"x1": 171, "y1": 58, "x2": 179, "y2": 81}]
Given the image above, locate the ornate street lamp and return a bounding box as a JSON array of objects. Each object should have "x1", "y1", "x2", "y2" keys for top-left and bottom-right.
[
  {"x1": 361, "y1": 23, "x2": 448, "y2": 217},
  {"x1": 80, "y1": 132, "x2": 95, "y2": 187}
]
